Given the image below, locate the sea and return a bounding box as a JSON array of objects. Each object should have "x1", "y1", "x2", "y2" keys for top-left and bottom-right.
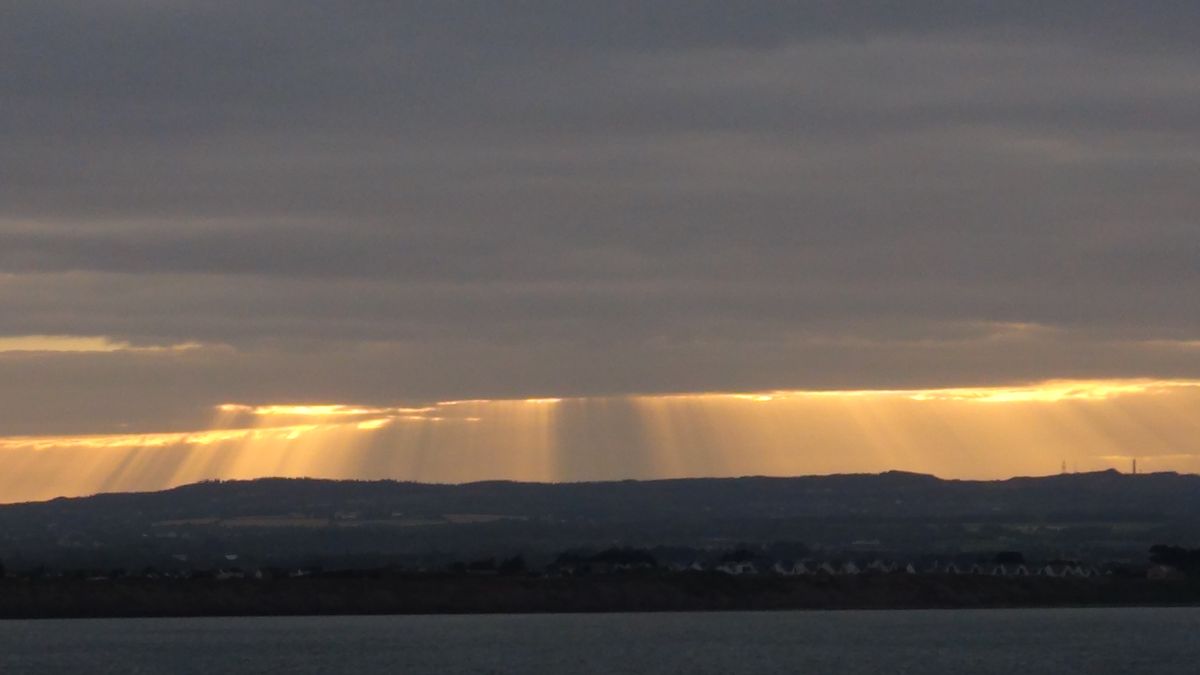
[{"x1": 2, "y1": 608, "x2": 1197, "y2": 674}]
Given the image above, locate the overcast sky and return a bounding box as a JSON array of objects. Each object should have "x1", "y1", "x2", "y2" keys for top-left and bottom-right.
[{"x1": 2, "y1": 2, "x2": 1199, "y2": 436}]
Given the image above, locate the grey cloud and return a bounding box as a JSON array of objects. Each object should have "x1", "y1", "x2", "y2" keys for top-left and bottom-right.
[
  {"x1": 4, "y1": 331, "x2": 1200, "y2": 437},
  {"x1": 1, "y1": 1, "x2": 1199, "y2": 432}
]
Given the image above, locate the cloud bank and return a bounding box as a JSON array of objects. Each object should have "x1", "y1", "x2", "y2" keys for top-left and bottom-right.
[{"x1": 2, "y1": 2, "x2": 1197, "y2": 443}]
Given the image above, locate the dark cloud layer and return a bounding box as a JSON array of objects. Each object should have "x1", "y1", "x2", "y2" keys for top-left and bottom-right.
[{"x1": 2, "y1": 2, "x2": 1198, "y2": 433}]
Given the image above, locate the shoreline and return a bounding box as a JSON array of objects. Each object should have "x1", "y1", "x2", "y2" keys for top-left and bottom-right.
[
  {"x1": 6, "y1": 603, "x2": 1200, "y2": 623},
  {"x1": 3, "y1": 573, "x2": 1198, "y2": 620}
]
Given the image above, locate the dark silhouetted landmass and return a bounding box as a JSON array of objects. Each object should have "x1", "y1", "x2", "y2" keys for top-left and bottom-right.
[
  {"x1": 3, "y1": 571, "x2": 1200, "y2": 619},
  {"x1": 5, "y1": 472, "x2": 1200, "y2": 617},
  {"x1": 3, "y1": 470, "x2": 1200, "y2": 571}
]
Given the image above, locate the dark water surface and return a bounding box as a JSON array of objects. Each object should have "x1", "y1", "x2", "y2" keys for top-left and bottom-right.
[{"x1": 2, "y1": 608, "x2": 1198, "y2": 674}]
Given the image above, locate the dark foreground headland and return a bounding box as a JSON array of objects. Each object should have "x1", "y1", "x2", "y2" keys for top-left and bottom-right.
[{"x1": 3, "y1": 572, "x2": 1200, "y2": 619}]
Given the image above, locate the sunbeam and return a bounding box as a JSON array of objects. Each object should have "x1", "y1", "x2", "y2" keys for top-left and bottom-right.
[{"x1": 2, "y1": 379, "x2": 1200, "y2": 503}]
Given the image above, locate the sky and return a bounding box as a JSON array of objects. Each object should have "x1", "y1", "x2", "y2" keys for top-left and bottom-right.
[{"x1": 2, "y1": 2, "x2": 1199, "y2": 500}]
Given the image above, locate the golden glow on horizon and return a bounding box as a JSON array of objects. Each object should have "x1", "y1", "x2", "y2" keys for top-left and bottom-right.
[
  {"x1": 898, "y1": 380, "x2": 1186, "y2": 403},
  {"x1": 0, "y1": 420, "x2": 385, "y2": 452},
  {"x1": 216, "y1": 403, "x2": 437, "y2": 417},
  {"x1": 0, "y1": 335, "x2": 129, "y2": 353},
  {"x1": 659, "y1": 379, "x2": 1200, "y2": 404},
  {"x1": 3, "y1": 379, "x2": 1200, "y2": 503},
  {"x1": 0, "y1": 335, "x2": 207, "y2": 353}
]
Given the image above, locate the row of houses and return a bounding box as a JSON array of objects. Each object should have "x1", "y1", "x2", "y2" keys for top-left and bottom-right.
[{"x1": 685, "y1": 560, "x2": 1104, "y2": 578}]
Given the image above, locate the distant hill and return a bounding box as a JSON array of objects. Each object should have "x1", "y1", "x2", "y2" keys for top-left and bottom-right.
[
  {"x1": 8, "y1": 469, "x2": 1200, "y2": 519},
  {"x1": 2, "y1": 471, "x2": 1198, "y2": 569}
]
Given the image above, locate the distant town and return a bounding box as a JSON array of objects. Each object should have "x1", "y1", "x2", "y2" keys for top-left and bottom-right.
[{"x1": 3, "y1": 472, "x2": 1200, "y2": 616}]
